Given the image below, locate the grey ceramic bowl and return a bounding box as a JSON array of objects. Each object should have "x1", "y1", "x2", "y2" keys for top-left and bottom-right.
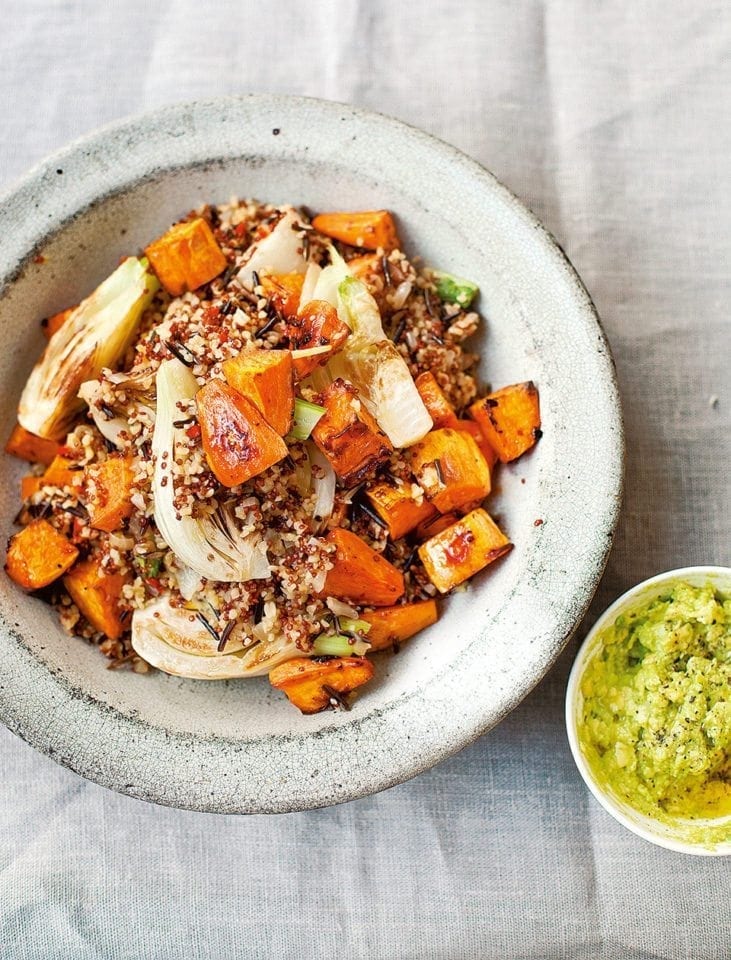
[{"x1": 0, "y1": 96, "x2": 623, "y2": 813}]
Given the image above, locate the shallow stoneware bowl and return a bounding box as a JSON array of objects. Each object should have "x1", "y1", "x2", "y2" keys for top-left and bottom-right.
[{"x1": 0, "y1": 96, "x2": 623, "y2": 813}]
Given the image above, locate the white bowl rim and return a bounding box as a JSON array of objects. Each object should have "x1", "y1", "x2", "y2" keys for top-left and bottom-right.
[
  {"x1": 0, "y1": 94, "x2": 624, "y2": 812},
  {"x1": 565, "y1": 564, "x2": 731, "y2": 856}
]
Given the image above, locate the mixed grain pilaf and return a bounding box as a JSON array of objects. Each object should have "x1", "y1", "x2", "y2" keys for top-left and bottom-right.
[{"x1": 5, "y1": 202, "x2": 541, "y2": 713}]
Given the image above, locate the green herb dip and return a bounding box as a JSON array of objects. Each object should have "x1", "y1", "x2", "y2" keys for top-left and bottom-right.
[{"x1": 579, "y1": 582, "x2": 730, "y2": 837}]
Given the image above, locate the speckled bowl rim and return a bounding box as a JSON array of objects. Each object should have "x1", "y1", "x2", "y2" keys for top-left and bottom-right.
[
  {"x1": 566, "y1": 566, "x2": 731, "y2": 855},
  {"x1": 0, "y1": 95, "x2": 624, "y2": 812}
]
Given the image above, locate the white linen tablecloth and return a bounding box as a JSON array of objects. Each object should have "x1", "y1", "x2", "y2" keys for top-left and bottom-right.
[{"x1": 1, "y1": 2, "x2": 729, "y2": 958}]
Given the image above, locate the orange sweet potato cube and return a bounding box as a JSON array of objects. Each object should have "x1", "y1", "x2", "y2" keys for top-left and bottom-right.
[
  {"x1": 321, "y1": 528, "x2": 405, "y2": 607},
  {"x1": 84, "y1": 456, "x2": 135, "y2": 532},
  {"x1": 269, "y1": 656, "x2": 374, "y2": 714},
  {"x1": 311, "y1": 379, "x2": 392, "y2": 487},
  {"x1": 42, "y1": 455, "x2": 84, "y2": 491},
  {"x1": 456, "y1": 420, "x2": 498, "y2": 470},
  {"x1": 145, "y1": 217, "x2": 227, "y2": 296},
  {"x1": 312, "y1": 210, "x2": 400, "y2": 251},
  {"x1": 361, "y1": 600, "x2": 438, "y2": 652},
  {"x1": 414, "y1": 510, "x2": 460, "y2": 541},
  {"x1": 43, "y1": 306, "x2": 75, "y2": 339},
  {"x1": 414, "y1": 372, "x2": 460, "y2": 429},
  {"x1": 286, "y1": 300, "x2": 350, "y2": 378},
  {"x1": 196, "y1": 380, "x2": 287, "y2": 487},
  {"x1": 5, "y1": 519, "x2": 79, "y2": 590},
  {"x1": 409, "y1": 428, "x2": 491, "y2": 514},
  {"x1": 20, "y1": 475, "x2": 44, "y2": 500},
  {"x1": 222, "y1": 349, "x2": 294, "y2": 436},
  {"x1": 366, "y1": 479, "x2": 437, "y2": 541},
  {"x1": 468, "y1": 381, "x2": 541, "y2": 463},
  {"x1": 418, "y1": 508, "x2": 512, "y2": 593},
  {"x1": 5, "y1": 424, "x2": 59, "y2": 466},
  {"x1": 64, "y1": 557, "x2": 129, "y2": 639},
  {"x1": 260, "y1": 272, "x2": 304, "y2": 319}
]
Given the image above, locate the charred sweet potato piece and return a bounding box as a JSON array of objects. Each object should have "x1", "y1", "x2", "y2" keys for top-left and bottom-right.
[
  {"x1": 64, "y1": 557, "x2": 129, "y2": 639},
  {"x1": 222, "y1": 349, "x2": 295, "y2": 436},
  {"x1": 414, "y1": 372, "x2": 460, "y2": 429},
  {"x1": 321, "y1": 528, "x2": 405, "y2": 606},
  {"x1": 311, "y1": 379, "x2": 392, "y2": 486},
  {"x1": 366, "y1": 479, "x2": 437, "y2": 541},
  {"x1": 260, "y1": 272, "x2": 304, "y2": 319},
  {"x1": 196, "y1": 380, "x2": 287, "y2": 487},
  {"x1": 457, "y1": 420, "x2": 498, "y2": 470},
  {"x1": 20, "y1": 475, "x2": 43, "y2": 501},
  {"x1": 468, "y1": 381, "x2": 541, "y2": 463},
  {"x1": 5, "y1": 424, "x2": 59, "y2": 466},
  {"x1": 286, "y1": 300, "x2": 350, "y2": 378},
  {"x1": 418, "y1": 508, "x2": 512, "y2": 593},
  {"x1": 42, "y1": 455, "x2": 84, "y2": 491},
  {"x1": 361, "y1": 600, "x2": 438, "y2": 652},
  {"x1": 414, "y1": 510, "x2": 460, "y2": 541},
  {"x1": 145, "y1": 217, "x2": 227, "y2": 296},
  {"x1": 410, "y1": 428, "x2": 491, "y2": 514},
  {"x1": 84, "y1": 456, "x2": 134, "y2": 532},
  {"x1": 312, "y1": 210, "x2": 400, "y2": 251},
  {"x1": 5, "y1": 519, "x2": 79, "y2": 590},
  {"x1": 43, "y1": 306, "x2": 75, "y2": 339},
  {"x1": 269, "y1": 656, "x2": 374, "y2": 714}
]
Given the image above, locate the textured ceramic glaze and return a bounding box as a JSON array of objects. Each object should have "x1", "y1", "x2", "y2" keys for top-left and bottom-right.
[{"x1": 0, "y1": 96, "x2": 623, "y2": 812}]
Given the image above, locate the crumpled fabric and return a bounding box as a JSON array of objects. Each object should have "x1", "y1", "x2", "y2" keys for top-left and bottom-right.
[{"x1": 0, "y1": 2, "x2": 729, "y2": 958}]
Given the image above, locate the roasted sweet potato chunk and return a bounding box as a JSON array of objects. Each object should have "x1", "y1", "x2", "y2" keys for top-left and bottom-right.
[
  {"x1": 414, "y1": 372, "x2": 460, "y2": 429},
  {"x1": 42, "y1": 455, "x2": 84, "y2": 491},
  {"x1": 84, "y1": 455, "x2": 134, "y2": 532},
  {"x1": 5, "y1": 519, "x2": 79, "y2": 590},
  {"x1": 361, "y1": 600, "x2": 438, "y2": 651},
  {"x1": 222, "y1": 349, "x2": 295, "y2": 436},
  {"x1": 414, "y1": 510, "x2": 460, "y2": 541},
  {"x1": 260, "y1": 272, "x2": 304, "y2": 319},
  {"x1": 457, "y1": 419, "x2": 498, "y2": 470},
  {"x1": 145, "y1": 217, "x2": 227, "y2": 296},
  {"x1": 410, "y1": 428, "x2": 491, "y2": 514},
  {"x1": 468, "y1": 381, "x2": 541, "y2": 463},
  {"x1": 321, "y1": 528, "x2": 405, "y2": 606},
  {"x1": 418, "y1": 508, "x2": 512, "y2": 593},
  {"x1": 20, "y1": 475, "x2": 43, "y2": 501},
  {"x1": 312, "y1": 210, "x2": 399, "y2": 251},
  {"x1": 286, "y1": 300, "x2": 350, "y2": 378},
  {"x1": 5, "y1": 424, "x2": 59, "y2": 466},
  {"x1": 366, "y1": 479, "x2": 437, "y2": 541},
  {"x1": 43, "y1": 306, "x2": 75, "y2": 339},
  {"x1": 311, "y1": 379, "x2": 392, "y2": 486},
  {"x1": 64, "y1": 557, "x2": 128, "y2": 639},
  {"x1": 269, "y1": 656, "x2": 374, "y2": 714},
  {"x1": 196, "y1": 380, "x2": 287, "y2": 487}
]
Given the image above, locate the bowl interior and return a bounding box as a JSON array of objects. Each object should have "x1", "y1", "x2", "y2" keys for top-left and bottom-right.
[
  {"x1": 566, "y1": 566, "x2": 731, "y2": 855},
  {"x1": 0, "y1": 97, "x2": 622, "y2": 811}
]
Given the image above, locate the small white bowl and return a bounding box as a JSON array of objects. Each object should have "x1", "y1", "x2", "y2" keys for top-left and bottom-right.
[{"x1": 566, "y1": 566, "x2": 731, "y2": 856}]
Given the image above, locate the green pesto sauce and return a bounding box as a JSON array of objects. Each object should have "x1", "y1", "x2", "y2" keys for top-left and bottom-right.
[{"x1": 579, "y1": 583, "x2": 730, "y2": 840}]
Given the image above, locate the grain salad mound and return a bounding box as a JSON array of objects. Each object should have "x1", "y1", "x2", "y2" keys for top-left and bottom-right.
[{"x1": 5, "y1": 202, "x2": 541, "y2": 713}]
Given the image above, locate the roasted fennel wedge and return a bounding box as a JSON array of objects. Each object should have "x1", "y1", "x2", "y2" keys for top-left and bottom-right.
[
  {"x1": 19, "y1": 256, "x2": 158, "y2": 439},
  {"x1": 334, "y1": 276, "x2": 432, "y2": 447},
  {"x1": 153, "y1": 359, "x2": 271, "y2": 582},
  {"x1": 131, "y1": 597, "x2": 303, "y2": 679}
]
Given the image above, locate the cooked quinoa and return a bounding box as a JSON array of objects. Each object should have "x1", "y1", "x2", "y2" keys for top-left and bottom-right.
[{"x1": 7, "y1": 199, "x2": 538, "y2": 710}]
